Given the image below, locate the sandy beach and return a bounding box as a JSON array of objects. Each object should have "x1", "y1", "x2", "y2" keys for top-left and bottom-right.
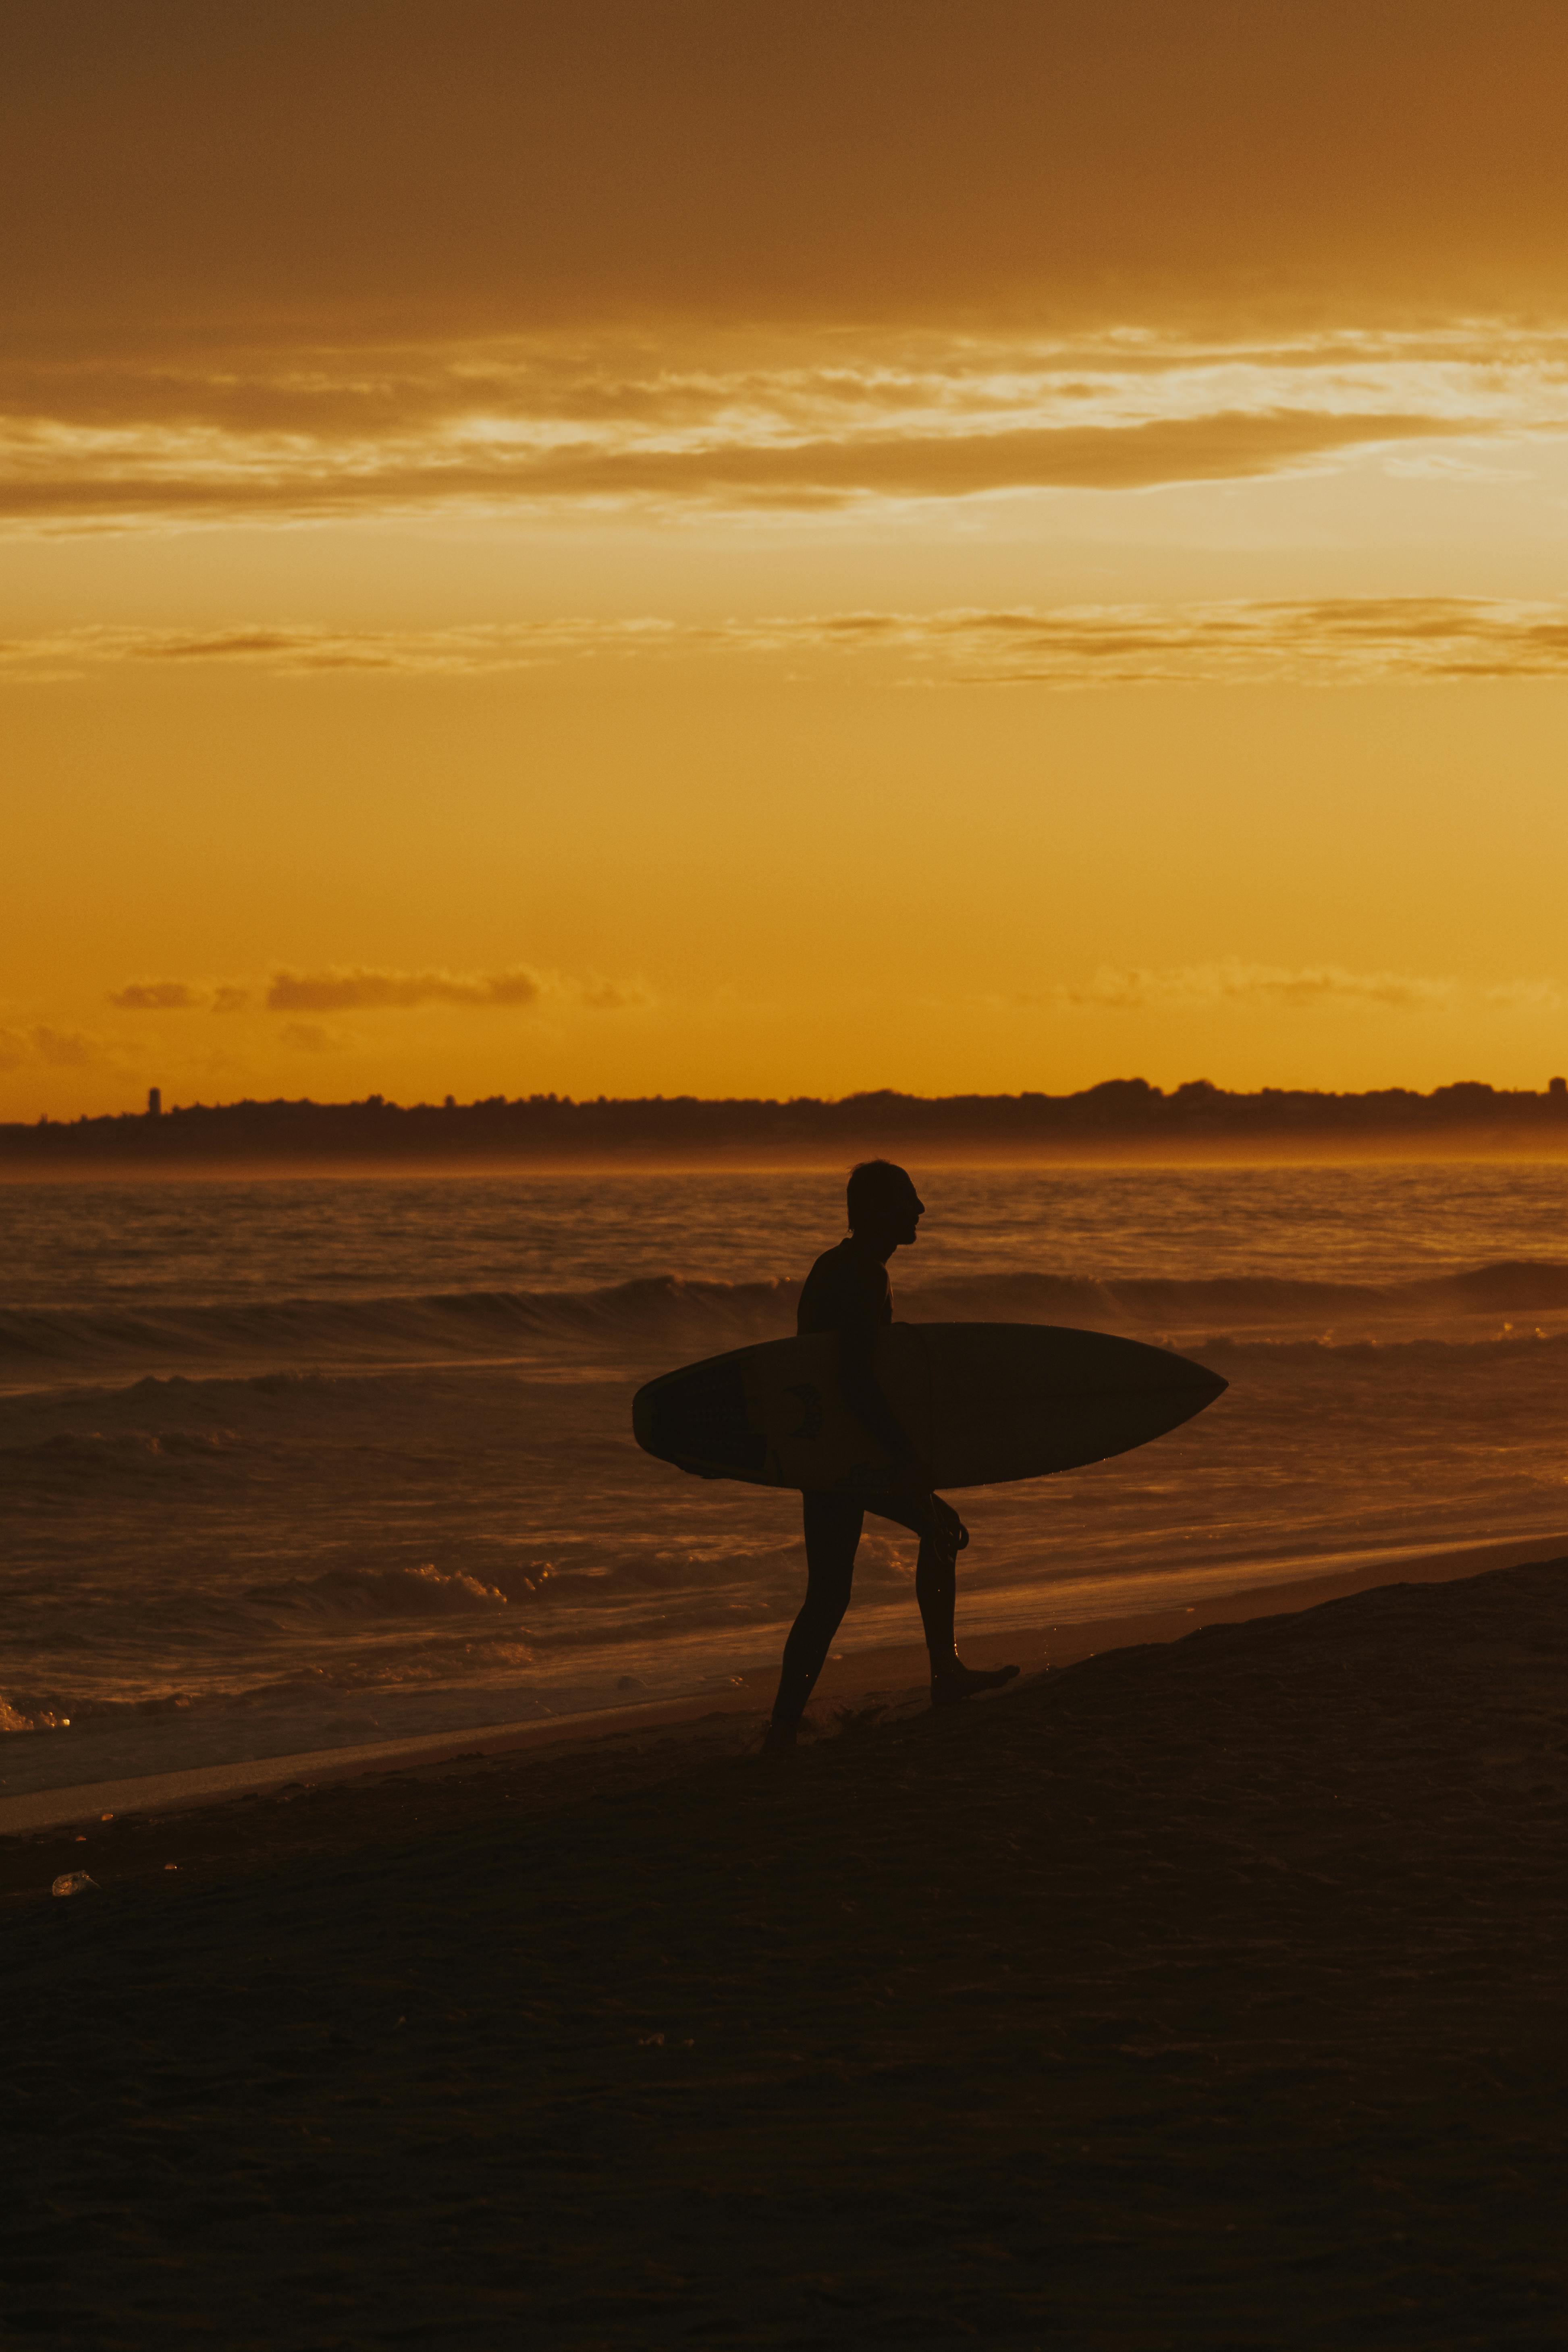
[
  {"x1": 2, "y1": 1526, "x2": 1558, "y2": 1840},
  {"x1": 6, "y1": 1550, "x2": 1568, "y2": 2347}
]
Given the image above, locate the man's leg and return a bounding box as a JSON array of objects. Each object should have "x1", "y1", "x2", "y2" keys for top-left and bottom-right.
[
  {"x1": 872, "y1": 1494, "x2": 962, "y2": 1672},
  {"x1": 767, "y1": 1492, "x2": 863, "y2": 1741},
  {"x1": 869, "y1": 1491, "x2": 1020, "y2": 1706},
  {"x1": 914, "y1": 1527, "x2": 958, "y2": 1669}
]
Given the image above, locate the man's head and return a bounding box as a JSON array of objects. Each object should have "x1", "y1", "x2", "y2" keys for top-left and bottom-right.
[{"x1": 846, "y1": 1159, "x2": 924, "y2": 1249}]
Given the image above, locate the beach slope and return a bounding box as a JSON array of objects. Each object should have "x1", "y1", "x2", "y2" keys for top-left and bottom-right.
[{"x1": 5, "y1": 1558, "x2": 1568, "y2": 2347}]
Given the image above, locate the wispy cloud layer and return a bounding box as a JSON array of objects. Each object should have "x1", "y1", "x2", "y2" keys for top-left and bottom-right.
[
  {"x1": 804, "y1": 599, "x2": 1568, "y2": 687},
  {"x1": 107, "y1": 960, "x2": 1557, "y2": 1024},
  {"x1": 267, "y1": 968, "x2": 549, "y2": 1013},
  {"x1": 105, "y1": 967, "x2": 652, "y2": 1017},
  {"x1": 108, "y1": 979, "x2": 249, "y2": 1013},
  {"x1": 1037, "y1": 962, "x2": 1560, "y2": 1015},
  {"x1": 4, "y1": 328, "x2": 1567, "y2": 531},
  {"x1": 22, "y1": 598, "x2": 1568, "y2": 690},
  {"x1": 0, "y1": 1024, "x2": 113, "y2": 1071}
]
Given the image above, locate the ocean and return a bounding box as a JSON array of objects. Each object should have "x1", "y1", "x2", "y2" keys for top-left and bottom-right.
[{"x1": 3, "y1": 1161, "x2": 1566, "y2": 1799}]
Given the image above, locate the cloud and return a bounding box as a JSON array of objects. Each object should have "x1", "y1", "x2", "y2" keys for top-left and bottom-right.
[
  {"x1": 740, "y1": 594, "x2": 1568, "y2": 687},
  {"x1": 12, "y1": 619, "x2": 680, "y2": 679},
  {"x1": 2, "y1": 322, "x2": 1568, "y2": 531},
  {"x1": 26, "y1": 598, "x2": 1568, "y2": 691},
  {"x1": 33, "y1": 1023, "x2": 114, "y2": 1068},
  {"x1": 108, "y1": 979, "x2": 206, "y2": 1011},
  {"x1": 106, "y1": 979, "x2": 251, "y2": 1011},
  {"x1": 98, "y1": 964, "x2": 653, "y2": 1018},
  {"x1": 278, "y1": 1022, "x2": 349, "y2": 1054},
  {"x1": 0, "y1": 1023, "x2": 114, "y2": 1069},
  {"x1": 0, "y1": 402, "x2": 1485, "y2": 531},
  {"x1": 264, "y1": 965, "x2": 651, "y2": 1014},
  {"x1": 752, "y1": 598, "x2": 1568, "y2": 686},
  {"x1": 1040, "y1": 961, "x2": 1560, "y2": 1014},
  {"x1": 576, "y1": 978, "x2": 652, "y2": 1012},
  {"x1": 11, "y1": 13, "x2": 1568, "y2": 537},
  {"x1": 266, "y1": 967, "x2": 545, "y2": 1013}
]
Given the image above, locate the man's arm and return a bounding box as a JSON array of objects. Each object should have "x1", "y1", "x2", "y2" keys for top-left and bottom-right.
[{"x1": 837, "y1": 1316, "x2": 924, "y2": 1483}]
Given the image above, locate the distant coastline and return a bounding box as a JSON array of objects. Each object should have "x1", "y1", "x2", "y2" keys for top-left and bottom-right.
[{"x1": 6, "y1": 1078, "x2": 1568, "y2": 1172}]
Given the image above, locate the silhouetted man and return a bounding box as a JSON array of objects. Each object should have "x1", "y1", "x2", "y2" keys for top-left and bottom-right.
[{"x1": 764, "y1": 1160, "x2": 1019, "y2": 1751}]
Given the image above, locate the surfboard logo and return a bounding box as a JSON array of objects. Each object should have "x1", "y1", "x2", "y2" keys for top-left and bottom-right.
[{"x1": 785, "y1": 1381, "x2": 825, "y2": 1442}]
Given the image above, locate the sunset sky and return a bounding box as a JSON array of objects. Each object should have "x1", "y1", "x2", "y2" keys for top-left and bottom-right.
[{"x1": 6, "y1": 0, "x2": 1568, "y2": 1118}]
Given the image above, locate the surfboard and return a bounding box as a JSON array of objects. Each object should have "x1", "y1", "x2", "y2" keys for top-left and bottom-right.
[{"x1": 632, "y1": 1322, "x2": 1225, "y2": 1493}]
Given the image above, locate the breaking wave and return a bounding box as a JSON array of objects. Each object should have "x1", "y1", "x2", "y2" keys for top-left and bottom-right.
[
  {"x1": 0, "y1": 1277, "x2": 797, "y2": 1384},
  {"x1": 6, "y1": 1259, "x2": 1568, "y2": 1387},
  {"x1": 903, "y1": 1258, "x2": 1568, "y2": 1327},
  {"x1": 246, "y1": 1562, "x2": 512, "y2": 1618}
]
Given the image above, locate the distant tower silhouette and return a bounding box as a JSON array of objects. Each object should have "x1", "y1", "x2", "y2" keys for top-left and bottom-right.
[
  {"x1": 1551, "y1": 1076, "x2": 1567, "y2": 1101},
  {"x1": 147, "y1": 1086, "x2": 162, "y2": 1117}
]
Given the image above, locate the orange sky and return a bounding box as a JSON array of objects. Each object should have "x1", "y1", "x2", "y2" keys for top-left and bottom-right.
[{"x1": 6, "y1": 0, "x2": 1568, "y2": 1117}]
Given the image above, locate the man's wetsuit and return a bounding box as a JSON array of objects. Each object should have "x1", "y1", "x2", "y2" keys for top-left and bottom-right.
[{"x1": 769, "y1": 1236, "x2": 961, "y2": 1729}]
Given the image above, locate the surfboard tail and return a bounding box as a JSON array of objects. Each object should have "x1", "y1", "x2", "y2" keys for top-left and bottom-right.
[{"x1": 633, "y1": 1358, "x2": 768, "y2": 1480}]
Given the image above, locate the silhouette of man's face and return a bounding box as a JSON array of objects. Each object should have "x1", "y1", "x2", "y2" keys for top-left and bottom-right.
[
  {"x1": 856, "y1": 1176, "x2": 924, "y2": 1250},
  {"x1": 891, "y1": 1179, "x2": 924, "y2": 1246}
]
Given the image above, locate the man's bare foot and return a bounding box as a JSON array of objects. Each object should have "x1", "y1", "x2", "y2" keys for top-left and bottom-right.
[
  {"x1": 930, "y1": 1660, "x2": 1020, "y2": 1708},
  {"x1": 760, "y1": 1721, "x2": 799, "y2": 1755}
]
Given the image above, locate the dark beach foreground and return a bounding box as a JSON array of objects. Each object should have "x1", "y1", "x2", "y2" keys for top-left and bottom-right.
[{"x1": 6, "y1": 1560, "x2": 1568, "y2": 2348}]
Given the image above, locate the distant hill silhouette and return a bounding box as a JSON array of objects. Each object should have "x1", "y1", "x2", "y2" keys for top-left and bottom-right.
[{"x1": 5, "y1": 1079, "x2": 1568, "y2": 1168}]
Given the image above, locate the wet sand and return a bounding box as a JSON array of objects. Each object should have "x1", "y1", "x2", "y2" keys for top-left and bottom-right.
[
  {"x1": 6, "y1": 1554, "x2": 1568, "y2": 2346},
  {"x1": 5, "y1": 1527, "x2": 1558, "y2": 1838}
]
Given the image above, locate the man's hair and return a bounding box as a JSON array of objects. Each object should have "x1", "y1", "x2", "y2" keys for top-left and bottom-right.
[{"x1": 846, "y1": 1159, "x2": 913, "y2": 1229}]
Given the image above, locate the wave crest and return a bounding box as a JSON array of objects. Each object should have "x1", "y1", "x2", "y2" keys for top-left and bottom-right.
[
  {"x1": 247, "y1": 1562, "x2": 511, "y2": 1619},
  {"x1": 5, "y1": 1258, "x2": 1568, "y2": 1388},
  {"x1": 0, "y1": 1275, "x2": 797, "y2": 1383}
]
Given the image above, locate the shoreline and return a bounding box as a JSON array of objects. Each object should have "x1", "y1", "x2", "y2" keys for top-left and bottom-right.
[{"x1": 5, "y1": 1525, "x2": 1560, "y2": 1838}]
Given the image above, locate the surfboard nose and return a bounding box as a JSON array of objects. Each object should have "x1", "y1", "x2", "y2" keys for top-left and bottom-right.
[{"x1": 1171, "y1": 1362, "x2": 1226, "y2": 1415}]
